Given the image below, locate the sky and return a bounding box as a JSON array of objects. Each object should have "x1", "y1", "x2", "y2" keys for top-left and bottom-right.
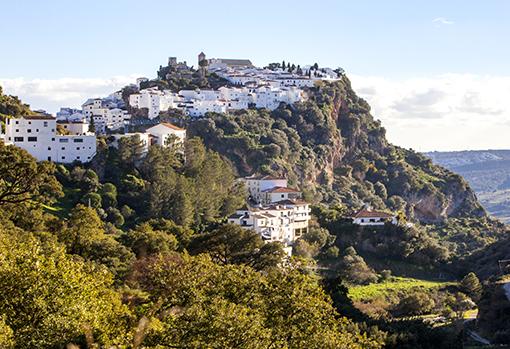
[{"x1": 1, "y1": 0, "x2": 509, "y2": 151}]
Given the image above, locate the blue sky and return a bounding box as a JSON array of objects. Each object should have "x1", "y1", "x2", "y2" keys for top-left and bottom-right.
[{"x1": 1, "y1": 0, "x2": 510, "y2": 150}]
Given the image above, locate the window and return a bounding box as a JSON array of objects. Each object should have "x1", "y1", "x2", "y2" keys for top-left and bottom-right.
[
  {"x1": 47, "y1": 147, "x2": 51, "y2": 150},
  {"x1": 47, "y1": 156, "x2": 51, "y2": 161},
  {"x1": 27, "y1": 129, "x2": 31, "y2": 133},
  {"x1": 61, "y1": 147, "x2": 65, "y2": 150},
  {"x1": 43, "y1": 122, "x2": 48, "y2": 127},
  {"x1": 15, "y1": 121, "x2": 19, "y2": 125},
  {"x1": 15, "y1": 129, "x2": 19, "y2": 133},
  {"x1": 61, "y1": 156, "x2": 65, "y2": 160},
  {"x1": 14, "y1": 137, "x2": 24, "y2": 142},
  {"x1": 27, "y1": 137, "x2": 37, "y2": 142},
  {"x1": 28, "y1": 121, "x2": 31, "y2": 125},
  {"x1": 51, "y1": 138, "x2": 55, "y2": 141},
  {"x1": 73, "y1": 138, "x2": 83, "y2": 143},
  {"x1": 76, "y1": 147, "x2": 80, "y2": 150},
  {"x1": 59, "y1": 138, "x2": 68, "y2": 143}
]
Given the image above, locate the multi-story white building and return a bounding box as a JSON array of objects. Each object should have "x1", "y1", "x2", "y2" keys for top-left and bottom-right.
[
  {"x1": 230, "y1": 175, "x2": 311, "y2": 255},
  {"x1": 57, "y1": 120, "x2": 90, "y2": 135},
  {"x1": 4, "y1": 115, "x2": 96, "y2": 163},
  {"x1": 82, "y1": 97, "x2": 131, "y2": 133},
  {"x1": 228, "y1": 199, "x2": 311, "y2": 246},
  {"x1": 129, "y1": 88, "x2": 181, "y2": 119},
  {"x1": 243, "y1": 175, "x2": 288, "y2": 203}
]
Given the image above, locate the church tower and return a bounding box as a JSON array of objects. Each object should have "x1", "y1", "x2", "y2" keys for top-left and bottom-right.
[{"x1": 198, "y1": 52, "x2": 208, "y2": 77}]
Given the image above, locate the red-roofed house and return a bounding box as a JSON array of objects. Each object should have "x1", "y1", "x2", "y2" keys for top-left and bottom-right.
[
  {"x1": 352, "y1": 209, "x2": 397, "y2": 226},
  {"x1": 146, "y1": 122, "x2": 186, "y2": 147},
  {"x1": 261, "y1": 186, "x2": 301, "y2": 204}
]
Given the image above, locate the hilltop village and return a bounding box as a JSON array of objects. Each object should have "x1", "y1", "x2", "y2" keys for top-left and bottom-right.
[{"x1": 0, "y1": 53, "x2": 398, "y2": 255}]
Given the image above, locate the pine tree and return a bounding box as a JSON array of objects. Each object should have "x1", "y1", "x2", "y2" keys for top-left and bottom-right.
[
  {"x1": 460, "y1": 272, "x2": 482, "y2": 301},
  {"x1": 88, "y1": 116, "x2": 95, "y2": 133}
]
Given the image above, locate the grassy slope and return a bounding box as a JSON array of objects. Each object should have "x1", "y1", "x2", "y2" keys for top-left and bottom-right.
[{"x1": 348, "y1": 277, "x2": 455, "y2": 302}]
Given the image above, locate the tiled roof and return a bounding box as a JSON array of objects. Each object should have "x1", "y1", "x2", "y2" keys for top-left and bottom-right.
[
  {"x1": 23, "y1": 114, "x2": 55, "y2": 120},
  {"x1": 262, "y1": 186, "x2": 300, "y2": 193},
  {"x1": 273, "y1": 199, "x2": 308, "y2": 206},
  {"x1": 158, "y1": 122, "x2": 185, "y2": 131},
  {"x1": 353, "y1": 209, "x2": 394, "y2": 219}
]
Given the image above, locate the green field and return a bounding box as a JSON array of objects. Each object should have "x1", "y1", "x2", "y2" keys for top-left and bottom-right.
[{"x1": 348, "y1": 277, "x2": 456, "y2": 302}]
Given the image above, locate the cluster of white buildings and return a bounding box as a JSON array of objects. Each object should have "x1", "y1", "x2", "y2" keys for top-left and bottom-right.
[
  {"x1": 55, "y1": 92, "x2": 131, "y2": 135},
  {"x1": 128, "y1": 84, "x2": 304, "y2": 119},
  {"x1": 0, "y1": 112, "x2": 185, "y2": 164},
  {"x1": 228, "y1": 175, "x2": 311, "y2": 254},
  {"x1": 126, "y1": 52, "x2": 340, "y2": 119},
  {"x1": 1, "y1": 114, "x2": 97, "y2": 163}
]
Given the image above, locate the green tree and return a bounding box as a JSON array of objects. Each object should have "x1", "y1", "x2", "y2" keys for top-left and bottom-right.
[
  {"x1": 129, "y1": 253, "x2": 385, "y2": 349},
  {"x1": 121, "y1": 222, "x2": 178, "y2": 257},
  {"x1": 0, "y1": 226, "x2": 130, "y2": 348},
  {"x1": 340, "y1": 247, "x2": 378, "y2": 285},
  {"x1": 460, "y1": 272, "x2": 482, "y2": 301},
  {"x1": 0, "y1": 144, "x2": 62, "y2": 205},
  {"x1": 188, "y1": 224, "x2": 284, "y2": 270}
]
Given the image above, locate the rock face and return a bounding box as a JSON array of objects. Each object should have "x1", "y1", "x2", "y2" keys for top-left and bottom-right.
[{"x1": 190, "y1": 75, "x2": 486, "y2": 224}]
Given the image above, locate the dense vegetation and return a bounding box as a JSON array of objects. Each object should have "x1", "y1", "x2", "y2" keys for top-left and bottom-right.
[{"x1": 0, "y1": 69, "x2": 509, "y2": 347}]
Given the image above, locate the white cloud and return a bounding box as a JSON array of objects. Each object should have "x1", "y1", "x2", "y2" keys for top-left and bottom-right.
[
  {"x1": 350, "y1": 74, "x2": 510, "y2": 151},
  {"x1": 432, "y1": 17, "x2": 455, "y2": 26},
  {"x1": 0, "y1": 76, "x2": 139, "y2": 113}
]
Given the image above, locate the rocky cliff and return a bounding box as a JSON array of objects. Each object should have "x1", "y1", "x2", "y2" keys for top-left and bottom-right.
[{"x1": 189, "y1": 75, "x2": 485, "y2": 224}]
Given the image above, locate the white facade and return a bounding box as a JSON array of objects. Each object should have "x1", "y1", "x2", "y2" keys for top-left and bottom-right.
[
  {"x1": 228, "y1": 200, "x2": 310, "y2": 245},
  {"x1": 82, "y1": 97, "x2": 131, "y2": 132},
  {"x1": 4, "y1": 116, "x2": 96, "y2": 163},
  {"x1": 129, "y1": 88, "x2": 181, "y2": 119},
  {"x1": 243, "y1": 175, "x2": 288, "y2": 203},
  {"x1": 146, "y1": 123, "x2": 186, "y2": 147},
  {"x1": 352, "y1": 209, "x2": 398, "y2": 226},
  {"x1": 57, "y1": 121, "x2": 90, "y2": 135}
]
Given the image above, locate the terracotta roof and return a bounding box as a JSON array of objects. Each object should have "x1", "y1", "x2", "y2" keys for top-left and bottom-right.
[
  {"x1": 159, "y1": 122, "x2": 185, "y2": 131},
  {"x1": 262, "y1": 186, "x2": 300, "y2": 193},
  {"x1": 353, "y1": 209, "x2": 394, "y2": 219},
  {"x1": 273, "y1": 199, "x2": 308, "y2": 206},
  {"x1": 23, "y1": 114, "x2": 55, "y2": 120}
]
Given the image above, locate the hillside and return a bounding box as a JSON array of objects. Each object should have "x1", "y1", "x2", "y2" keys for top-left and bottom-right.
[
  {"x1": 426, "y1": 150, "x2": 510, "y2": 222},
  {"x1": 190, "y1": 76, "x2": 486, "y2": 224},
  {"x1": 1, "y1": 70, "x2": 508, "y2": 347}
]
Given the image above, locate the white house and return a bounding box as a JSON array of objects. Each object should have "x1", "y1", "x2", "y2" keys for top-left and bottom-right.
[
  {"x1": 129, "y1": 88, "x2": 181, "y2": 119},
  {"x1": 228, "y1": 199, "x2": 311, "y2": 246},
  {"x1": 260, "y1": 186, "x2": 301, "y2": 205},
  {"x1": 4, "y1": 115, "x2": 96, "y2": 163},
  {"x1": 57, "y1": 120, "x2": 90, "y2": 135},
  {"x1": 146, "y1": 122, "x2": 186, "y2": 147},
  {"x1": 82, "y1": 97, "x2": 131, "y2": 132},
  {"x1": 352, "y1": 209, "x2": 398, "y2": 226},
  {"x1": 243, "y1": 175, "x2": 288, "y2": 203}
]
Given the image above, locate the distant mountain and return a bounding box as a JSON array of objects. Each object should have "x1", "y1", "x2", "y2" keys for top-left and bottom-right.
[{"x1": 426, "y1": 150, "x2": 510, "y2": 222}]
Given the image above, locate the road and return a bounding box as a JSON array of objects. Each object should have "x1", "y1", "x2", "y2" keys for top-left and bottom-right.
[{"x1": 464, "y1": 318, "x2": 491, "y2": 345}]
